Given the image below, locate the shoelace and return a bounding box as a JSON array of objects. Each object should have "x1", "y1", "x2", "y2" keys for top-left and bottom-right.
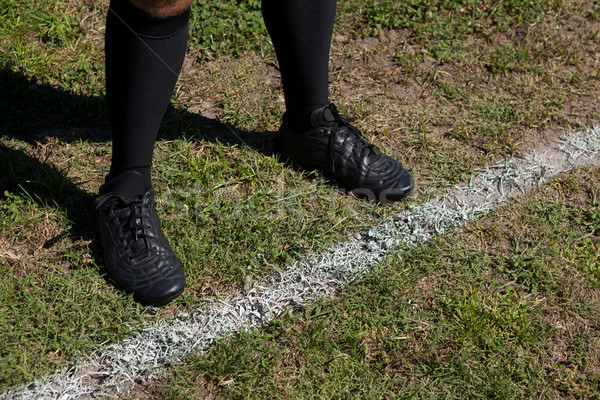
[
  {"x1": 326, "y1": 105, "x2": 378, "y2": 173},
  {"x1": 96, "y1": 194, "x2": 154, "y2": 262}
]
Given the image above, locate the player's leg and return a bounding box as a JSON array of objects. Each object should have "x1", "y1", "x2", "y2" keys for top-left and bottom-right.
[
  {"x1": 262, "y1": 0, "x2": 414, "y2": 202},
  {"x1": 96, "y1": 0, "x2": 192, "y2": 305},
  {"x1": 105, "y1": 0, "x2": 192, "y2": 189},
  {"x1": 261, "y1": 0, "x2": 334, "y2": 132}
]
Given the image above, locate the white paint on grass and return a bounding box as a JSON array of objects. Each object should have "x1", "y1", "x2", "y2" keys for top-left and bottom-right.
[{"x1": 2, "y1": 127, "x2": 600, "y2": 399}]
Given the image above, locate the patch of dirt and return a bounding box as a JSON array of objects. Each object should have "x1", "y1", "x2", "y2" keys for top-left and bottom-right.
[
  {"x1": 410, "y1": 271, "x2": 444, "y2": 297},
  {"x1": 0, "y1": 213, "x2": 94, "y2": 280},
  {"x1": 178, "y1": 52, "x2": 283, "y2": 127},
  {"x1": 123, "y1": 369, "x2": 217, "y2": 400},
  {"x1": 545, "y1": 305, "x2": 599, "y2": 360},
  {"x1": 123, "y1": 372, "x2": 170, "y2": 400},
  {"x1": 327, "y1": 8, "x2": 599, "y2": 169},
  {"x1": 1, "y1": 216, "x2": 59, "y2": 267}
]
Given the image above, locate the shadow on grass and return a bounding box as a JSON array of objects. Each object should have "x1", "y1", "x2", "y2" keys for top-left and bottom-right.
[
  {"x1": 0, "y1": 67, "x2": 276, "y2": 151},
  {"x1": 0, "y1": 66, "x2": 277, "y2": 284}
]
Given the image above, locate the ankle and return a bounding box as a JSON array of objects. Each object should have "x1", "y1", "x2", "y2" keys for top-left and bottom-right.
[
  {"x1": 102, "y1": 169, "x2": 151, "y2": 196},
  {"x1": 285, "y1": 103, "x2": 331, "y2": 132}
]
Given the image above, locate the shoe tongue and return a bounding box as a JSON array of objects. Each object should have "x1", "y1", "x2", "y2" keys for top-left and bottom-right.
[
  {"x1": 100, "y1": 171, "x2": 147, "y2": 198},
  {"x1": 310, "y1": 105, "x2": 337, "y2": 127}
]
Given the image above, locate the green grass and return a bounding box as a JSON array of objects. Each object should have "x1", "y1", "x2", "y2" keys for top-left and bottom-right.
[
  {"x1": 152, "y1": 138, "x2": 379, "y2": 294},
  {"x1": 186, "y1": 0, "x2": 565, "y2": 61},
  {"x1": 0, "y1": 190, "x2": 149, "y2": 388},
  {"x1": 0, "y1": 0, "x2": 599, "y2": 393},
  {"x1": 164, "y1": 167, "x2": 600, "y2": 400}
]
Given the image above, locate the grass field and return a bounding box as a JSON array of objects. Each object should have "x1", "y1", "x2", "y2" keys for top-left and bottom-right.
[{"x1": 0, "y1": 0, "x2": 599, "y2": 398}]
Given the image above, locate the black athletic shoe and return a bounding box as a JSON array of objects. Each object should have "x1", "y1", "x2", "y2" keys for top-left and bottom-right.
[
  {"x1": 276, "y1": 103, "x2": 414, "y2": 202},
  {"x1": 95, "y1": 171, "x2": 185, "y2": 305}
]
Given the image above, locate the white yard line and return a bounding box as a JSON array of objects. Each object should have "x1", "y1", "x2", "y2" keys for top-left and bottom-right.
[{"x1": 3, "y1": 127, "x2": 600, "y2": 400}]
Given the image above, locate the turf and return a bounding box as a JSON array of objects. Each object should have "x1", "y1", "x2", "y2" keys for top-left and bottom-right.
[
  {"x1": 164, "y1": 167, "x2": 600, "y2": 400},
  {"x1": 0, "y1": 0, "x2": 599, "y2": 393}
]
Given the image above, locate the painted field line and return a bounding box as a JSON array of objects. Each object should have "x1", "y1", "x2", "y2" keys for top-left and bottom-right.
[{"x1": 2, "y1": 127, "x2": 600, "y2": 399}]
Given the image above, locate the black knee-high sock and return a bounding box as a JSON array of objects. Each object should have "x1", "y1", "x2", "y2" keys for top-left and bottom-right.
[
  {"x1": 261, "y1": 0, "x2": 337, "y2": 131},
  {"x1": 105, "y1": 0, "x2": 189, "y2": 191}
]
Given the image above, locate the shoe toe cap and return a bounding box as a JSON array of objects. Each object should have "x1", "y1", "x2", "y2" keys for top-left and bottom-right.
[
  {"x1": 379, "y1": 174, "x2": 415, "y2": 202},
  {"x1": 136, "y1": 271, "x2": 186, "y2": 306},
  {"x1": 362, "y1": 158, "x2": 415, "y2": 202}
]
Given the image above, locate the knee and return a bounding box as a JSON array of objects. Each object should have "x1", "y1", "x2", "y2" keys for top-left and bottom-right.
[{"x1": 128, "y1": 0, "x2": 193, "y2": 17}]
